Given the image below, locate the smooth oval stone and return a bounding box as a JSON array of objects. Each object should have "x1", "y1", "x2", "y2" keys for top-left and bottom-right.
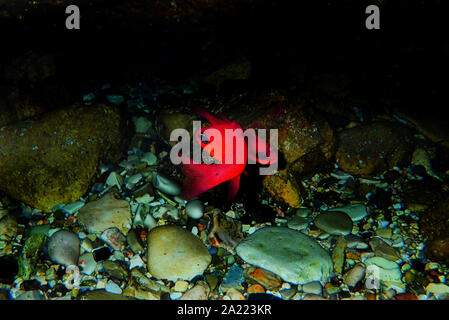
[
  {"x1": 314, "y1": 211, "x2": 353, "y2": 235},
  {"x1": 152, "y1": 172, "x2": 181, "y2": 196},
  {"x1": 328, "y1": 204, "x2": 368, "y2": 221},
  {"x1": 236, "y1": 227, "x2": 333, "y2": 285},
  {"x1": 287, "y1": 216, "x2": 310, "y2": 231},
  {"x1": 302, "y1": 281, "x2": 323, "y2": 295},
  {"x1": 147, "y1": 225, "x2": 211, "y2": 281},
  {"x1": 47, "y1": 230, "x2": 80, "y2": 266},
  {"x1": 345, "y1": 234, "x2": 369, "y2": 249},
  {"x1": 186, "y1": 200, "x2": 204, "y2": 219}
]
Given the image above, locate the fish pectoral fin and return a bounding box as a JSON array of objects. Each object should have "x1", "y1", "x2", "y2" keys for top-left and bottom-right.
[{"x1": 227, "y1": 174, "x2": 241, "y2": 201}]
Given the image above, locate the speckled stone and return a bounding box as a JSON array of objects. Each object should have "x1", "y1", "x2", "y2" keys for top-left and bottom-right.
[
  {"x1": 47, "y1": 230, "x2": 80, "y2": 266},
  {"x1": 147, "y1": 225, "x2": 211, "y2": 281}
]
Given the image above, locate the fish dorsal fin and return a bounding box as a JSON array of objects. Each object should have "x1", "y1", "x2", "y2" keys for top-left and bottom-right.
[{"x1": 195, "y1": 107, "x2": 229, "y2": 126}]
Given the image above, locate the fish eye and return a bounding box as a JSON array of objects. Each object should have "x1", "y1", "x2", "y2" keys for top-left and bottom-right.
[{"x1": 200, "y1": 133, "x2": 209, "y2": 144}]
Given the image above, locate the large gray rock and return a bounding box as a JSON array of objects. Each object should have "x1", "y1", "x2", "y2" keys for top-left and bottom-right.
[
  {"x1": 236, "y1": 227, "x2": 333, "y2": 285},
  {"x1": 147, "y1": 225, "x2": 211, "y2": 281}
]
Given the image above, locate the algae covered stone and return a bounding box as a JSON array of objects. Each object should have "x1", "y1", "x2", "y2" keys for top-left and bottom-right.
[
  {"x1": 0, "y1": 103, "x2": 129, "y2": 211},
  {"x1": 236, "y1": 227, "x2": 333, "y2": 285},
  {"x1": 18, "y1": 234, "x2": 46, "y2": 280},
  {"x1": 147, "y1": 225, "x2": 211, "y2": 281}
]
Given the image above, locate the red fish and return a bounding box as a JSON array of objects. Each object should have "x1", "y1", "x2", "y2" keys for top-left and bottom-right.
[{"x1": 180, "y1": 108, "x2": 277, "y2": 201}]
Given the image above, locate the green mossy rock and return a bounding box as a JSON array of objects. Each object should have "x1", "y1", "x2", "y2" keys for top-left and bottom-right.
[
  {"x1": 17, "y1": 234, "x2": 46, "y2": 281},
  {"x1": 0, "y1": 103, "x2": 129, "y2": 211}
]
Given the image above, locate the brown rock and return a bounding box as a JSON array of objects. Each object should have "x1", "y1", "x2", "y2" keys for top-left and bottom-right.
[
  {"x1": 248, "y1": 105, "x2": 335, "y2": 166},
  {"x1": 157, "y1": 110, "x2": 196, "y2": 144},
  {"x1": 243, "y1": 266, "x2": 282, "y2": 290},
  {"x1": 423, "y1": 238, "x2": 449, "y2": 265},
  {"x1": 202, "y1": 58, "x2": 252, "y2": 91},
  {"x1": 0, "y1": 87, "x2": 52, "y2": 127},
  {"x1": 0, "y1": 103, "x2": 129, "y2": 211},
  {"x1": 421, "y1": 198, "x2": 449, "y2": 264},
  {"x1": 336, "y1": 121, "x2": 414, "y2": 177},
  {"x1": 207, "y1": 209, "x2": 243, "y2": 253},
  {"x1": 402, "y1": 178, "x2": 447, "y2": 212},
  {"x1": 262, "y1": 169, "x2": 302, "y2": 208},
  {"x1": 394, "y1": 108, "x2": 449, "y2": 147},
  {"x1": 179, "y1": 280, "x2": 210, "y2": 300}
]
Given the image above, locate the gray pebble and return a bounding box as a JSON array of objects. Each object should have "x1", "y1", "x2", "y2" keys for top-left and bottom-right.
[
  {"x1": 47, "y1": 230, "x2": 80, "y2": 266},
  {"x1": 345, "y1": 234, "x2": 369, "y2": 249},
  {"x1": 186, "y1": 199, "x2": 204, "y2": 219},
  {"x1": 295, "y1": 208, "x2": 311, "y2": 218},
  {"x1": 328, "y1": 204, "x2": 368, "y2": 222},
  {"x1": 141, "y1": 152, "x2": 157, "y2": 166},
  {"x1": 61, "y1": 200, "x2": 85, "y2": 214},
  {"x1": 78, "y1": 252, "x2": 97, "y2": 275},
  {"x1": 15, "y1": 290, "x2": 46, "y2": 300},
  {"x1": 152, "y1": 172, "x2": 181, "y2": 196},
  {"x1": 301, "y1": 281, "x2": 323, "y2": 295},
  {"x1": 287, "y1": 215, "x2": 310, "y2": 231},
  {"x1": 105, "y1": 280, "x2": 123, "y2": 295},
  {"x1": 314, "y1": 211, "x2": 353, "y2": 236},
  {"x1": 151, "y1": 204, "x2": 179, "y2": 220},
  {"x1": 126, "y1": 229, "x2": 144, "y2": 254}
]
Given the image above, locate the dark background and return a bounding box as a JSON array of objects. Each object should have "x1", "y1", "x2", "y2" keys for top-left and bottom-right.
[{"x1": 0, "y1": 0, "x2": 447, "y2": 115}]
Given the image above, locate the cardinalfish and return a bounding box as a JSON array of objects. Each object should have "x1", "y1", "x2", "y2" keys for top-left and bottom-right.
[{"x1": 170, "y1": 108, "x2": 278, "y2": 201}]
